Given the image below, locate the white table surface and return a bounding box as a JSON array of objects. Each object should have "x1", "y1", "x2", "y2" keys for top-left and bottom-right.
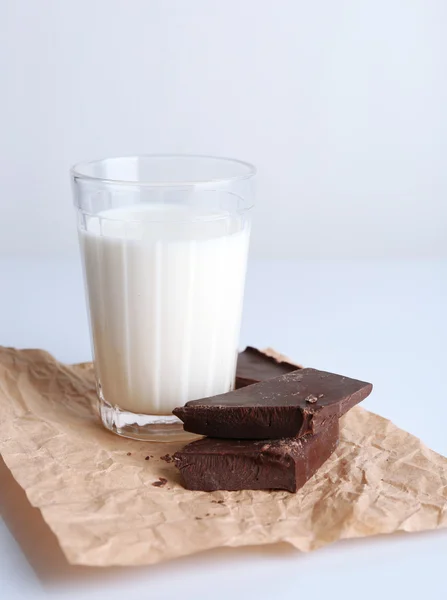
[{"x1": 0, "y1": 257, "x2": 446, "y2": 600}]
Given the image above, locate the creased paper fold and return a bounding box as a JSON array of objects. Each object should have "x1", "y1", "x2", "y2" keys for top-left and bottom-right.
[{"x1": 0, "y1": 347, "x2": 446, "y2": 566}]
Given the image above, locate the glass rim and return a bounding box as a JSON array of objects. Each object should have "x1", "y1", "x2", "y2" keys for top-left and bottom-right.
[{"x1": 70, "y1": 154, "x2": 257, "y2": 187}]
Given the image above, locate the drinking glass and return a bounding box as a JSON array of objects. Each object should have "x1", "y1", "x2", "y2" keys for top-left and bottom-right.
[{"x1": 71, "y1": 155, "x2": 255, "y2": 440}]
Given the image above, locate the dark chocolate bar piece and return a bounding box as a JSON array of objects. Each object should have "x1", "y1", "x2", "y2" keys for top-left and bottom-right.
[
  {"x1": 174, "y1": 419, "x2": 339, "y2": 492},
  {"x1": 173, "y1": 369, "x2": 372, "y2": 439},
  {"x1": 235, "y1": 347, "x2": 300, "y2": 389}
]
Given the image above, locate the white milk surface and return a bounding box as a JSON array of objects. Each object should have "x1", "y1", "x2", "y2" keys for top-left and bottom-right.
[{"x1": 80, "y1": 204, "x2": 250, "y2": 414}]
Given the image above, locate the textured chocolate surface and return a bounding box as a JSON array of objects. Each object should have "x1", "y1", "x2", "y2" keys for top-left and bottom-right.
[
  {"x1": 235, "y1": 346, "x2": 300, "y2": 389},
  {"x1": 174, "y1": 419, "x2": 339, "y2": 492},
  {"x1": 173, "y1": 369, "x2": 372, "y2": 439}
]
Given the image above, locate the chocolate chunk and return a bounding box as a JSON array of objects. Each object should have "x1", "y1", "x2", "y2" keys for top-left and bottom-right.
[
  {"x1": 236, "y1": 347, "x2": 299, "y2": 389},
  {"x1": 174, "y1": 419, "x2": 339, "y2": 492},
  {"x1": 173, "y1": 369, "x2": 372, "y2": 439},
  {"x1": 152, "y1": 477, "x2": 167, "y2": 487}
]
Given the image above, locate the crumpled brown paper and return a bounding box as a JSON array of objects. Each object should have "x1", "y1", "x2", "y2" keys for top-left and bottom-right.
[{"x1": 0, "y1": 346, "x2": 446, "y2": 567}]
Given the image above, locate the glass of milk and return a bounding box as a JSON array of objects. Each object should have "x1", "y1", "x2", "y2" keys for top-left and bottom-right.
[{"x1": 71, "y1": 155, "x2": 255, "y2": 441}]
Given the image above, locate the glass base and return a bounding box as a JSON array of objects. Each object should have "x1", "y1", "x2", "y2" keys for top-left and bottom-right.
[{"x1": 98, "y1": 397, "x2": 199, "y2": 442}]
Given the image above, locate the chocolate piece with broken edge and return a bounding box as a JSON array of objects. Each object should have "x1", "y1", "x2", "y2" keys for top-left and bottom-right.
[
  {"x1": 173, "y1": 368, "x2": 372, "y2": 440},
  {"x1": 235, "y1": 346, "x2": 300, "y2": 389},
  {"x1": 174, "y1": 419, "x2": 339, "y2": 492}
]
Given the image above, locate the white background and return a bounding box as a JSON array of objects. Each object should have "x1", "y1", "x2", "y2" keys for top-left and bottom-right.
[{"x1": 1, "y1": 0, "x2": 446, "y2": 259}]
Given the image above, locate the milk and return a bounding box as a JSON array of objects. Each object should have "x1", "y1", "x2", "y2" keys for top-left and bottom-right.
[{"x1": 80, "y1": 204, "x2": 250, "y2": 415}]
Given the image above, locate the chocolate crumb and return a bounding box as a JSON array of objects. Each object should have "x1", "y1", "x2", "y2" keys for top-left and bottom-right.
[
  {"x1": 305, "y1": 394, "x2": 318, "y2": 404},
  {"x1": 160, "y1": 454, "x2": 172, "y2": 463},
  {"x1": 152, "y1": 477, "x2": 168, "y2": 487},
  {"x1": 195, "y1": 517, "x2": 202, "y2": 520},
  {"x1": 126, "y1": 452, "x2": 132, "y2": 456},
  {"x1": 217, "y1": 500, "x2": 224, "y2": 504},
  {"x1": 206, "y1": 513, "x2": 210, "y2": 516},
  {"x1": 145, "y1": 456, "x2": 150, "y2": 460}
]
